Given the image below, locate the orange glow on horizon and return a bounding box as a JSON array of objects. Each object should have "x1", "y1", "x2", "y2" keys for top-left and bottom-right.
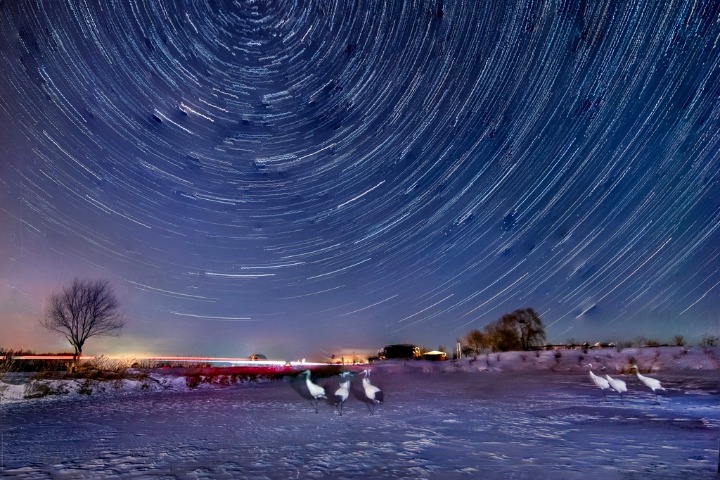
[{"x1": 4, "y1": 354, "x2": 365, "y2": 367}]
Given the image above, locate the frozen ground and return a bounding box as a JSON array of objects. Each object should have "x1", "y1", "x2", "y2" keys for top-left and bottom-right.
[{"x1": 1, "y1": 348, "x2": 719, "y2": 479}]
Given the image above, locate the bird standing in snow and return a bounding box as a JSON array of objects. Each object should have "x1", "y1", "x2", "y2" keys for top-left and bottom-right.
[
  {"x1": 285, "y1": 369, "x2": 326, "y2": 413},
  {"x1": 356, "y1": 369, "x2": 383, "y2": 415},
  {"x1": 332, "y1": 371, "x2": 354, "y2": 415},
  {"x1": 604, "y1": 372, "x2": 628, "y2": 404},
  {"x1": 631, "y1": 365, "x2": 665, "y2": 404},
  {"x1": 585, "y1": 363, "x2": 610, "y2": 401}
]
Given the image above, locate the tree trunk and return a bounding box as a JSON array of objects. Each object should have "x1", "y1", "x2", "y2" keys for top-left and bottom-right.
[{"x1": 71, "y1": 346, "x2": 82, "y2": 372}]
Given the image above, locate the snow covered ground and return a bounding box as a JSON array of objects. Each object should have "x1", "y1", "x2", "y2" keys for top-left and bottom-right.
[{"x1": 1, "y1": 347, "x2": 718, "y2": 479}]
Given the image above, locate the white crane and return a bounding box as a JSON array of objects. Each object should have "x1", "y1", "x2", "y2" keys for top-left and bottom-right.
[
  {"x1": 303, "y1": 370, "x2": 327, "y2": 413},
  {"x1": 604, "y1": 373, "x2": 628, "y2": 404},
  {"x1": 631, "y1": 365, "x2": 665, "y2": 404},
  {"x1": 357, "y1": 369, "x2": 383, "y2": 415},
  {"x1": 286, "y1": 369, "x2": 326, "y2": 413},
  {"x1": 585, "y1": 363, "x2": 610, "y2": 401},
  {"x1": 332, "y1": 371, "x2": 354, "y2": 415}
]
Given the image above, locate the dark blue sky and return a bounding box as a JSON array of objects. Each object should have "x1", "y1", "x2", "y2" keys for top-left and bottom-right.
[{"x1": 1, "y1": 1, "x2": 718, "y2": 360}]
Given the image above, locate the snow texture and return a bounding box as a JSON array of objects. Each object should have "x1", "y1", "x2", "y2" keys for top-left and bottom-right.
[{"x1": 1, "y1": 347, "x2": 718, "y2": 479}]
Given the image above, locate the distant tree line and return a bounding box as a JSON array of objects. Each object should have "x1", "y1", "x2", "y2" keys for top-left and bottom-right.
[
  {"x1": 565, "y1": 334, "x2": 718, "y2": 350},
  {"x1": 458, "y1": 308, "x2": 719, "y2": 356},
  {"x1": 461, "y1": 307, "x2": 546, "y2": 355},
  {"x1": 0, "y1": 349, "x2": 74, "y2": 373}
]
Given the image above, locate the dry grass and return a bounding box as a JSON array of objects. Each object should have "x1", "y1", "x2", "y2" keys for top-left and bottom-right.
[
  {"x1": 0, "y1": 356, "x2": 16, "y2": 380},
  {"x1": 0, "y1": 356, "x2": 17, "y2": 400},
  {"x1": 31, "y1": 355, "x2": 147, "y2": 382}
]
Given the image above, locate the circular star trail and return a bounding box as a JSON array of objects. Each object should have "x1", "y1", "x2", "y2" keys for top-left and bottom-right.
[{"x1": 1, "y1": 1, "x2": 718, "y2": 358}]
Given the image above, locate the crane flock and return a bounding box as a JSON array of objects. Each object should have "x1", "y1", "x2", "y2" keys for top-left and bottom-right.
[
  {"x1": 586, "y1": 363, "x2": 667, "y2": 404},
  {"x1": 286, "y1": 362, "x2": 667, "y2": 414},
  {"x1": 286, "y1": 368, "x2": 383, "y2": 415}
]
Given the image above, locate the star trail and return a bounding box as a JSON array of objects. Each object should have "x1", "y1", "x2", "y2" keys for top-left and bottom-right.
[{"x1": 1, "y1": 1, "x2": 718, "y2": 360}]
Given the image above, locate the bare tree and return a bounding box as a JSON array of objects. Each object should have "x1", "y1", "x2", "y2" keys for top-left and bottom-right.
[
  {"x1": 467, "y1": 307, "x2": 547, "y2": 353},
  {"x1": 514, "y1": 308, "x2": 546, "y2": 351},
  {"x1": 487, "y1": 314, "x2": 523, "y2": 352},
  {"x1": 41, "y1": 278, "x2": 125, "y2": 359},
  {"x1": 463, "y1": 329, "x2": 489, "y2": 357}
]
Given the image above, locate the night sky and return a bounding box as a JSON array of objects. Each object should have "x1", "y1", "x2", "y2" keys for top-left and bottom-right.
[{"x1": 1, "y1": 1, "x2": 718, "y2": 361}]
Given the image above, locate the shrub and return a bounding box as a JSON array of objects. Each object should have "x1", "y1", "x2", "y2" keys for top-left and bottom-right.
[
  {"x1": 0, "y1": 354, "x2": 16, "y2": 381},
  {"x1": 185, "y1": 374, "x2": 202, "y2": 388},
  {"x1": 81, "y1": 355, "x2": 133, "y2": 374},
  {"x1": 617, "y1": 341, "x2": 632, "y2": 351},
  {"x1": 79, "y1": 381, "x2": 93, "y2": 395},
  {"x1": 24, "y1": 381, "x2": 71, "y2": 398},
  {"x1": 24, "y1": 383, "x2": 53, "y2": 398},
  {"x1": 672, "y1": 335, "x2": 685, "y2": 347}
]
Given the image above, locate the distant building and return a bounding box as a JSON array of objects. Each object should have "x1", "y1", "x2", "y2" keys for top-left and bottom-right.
[
  {"x1": 326, "y1": 349, "x2": 373, "y2": 365},
  {"x1": 381, "y1": 344, "x2": 422, "y2": 359},
  {"x1": 422, "y1": 350, "x2": 447, "y2": 361}
]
